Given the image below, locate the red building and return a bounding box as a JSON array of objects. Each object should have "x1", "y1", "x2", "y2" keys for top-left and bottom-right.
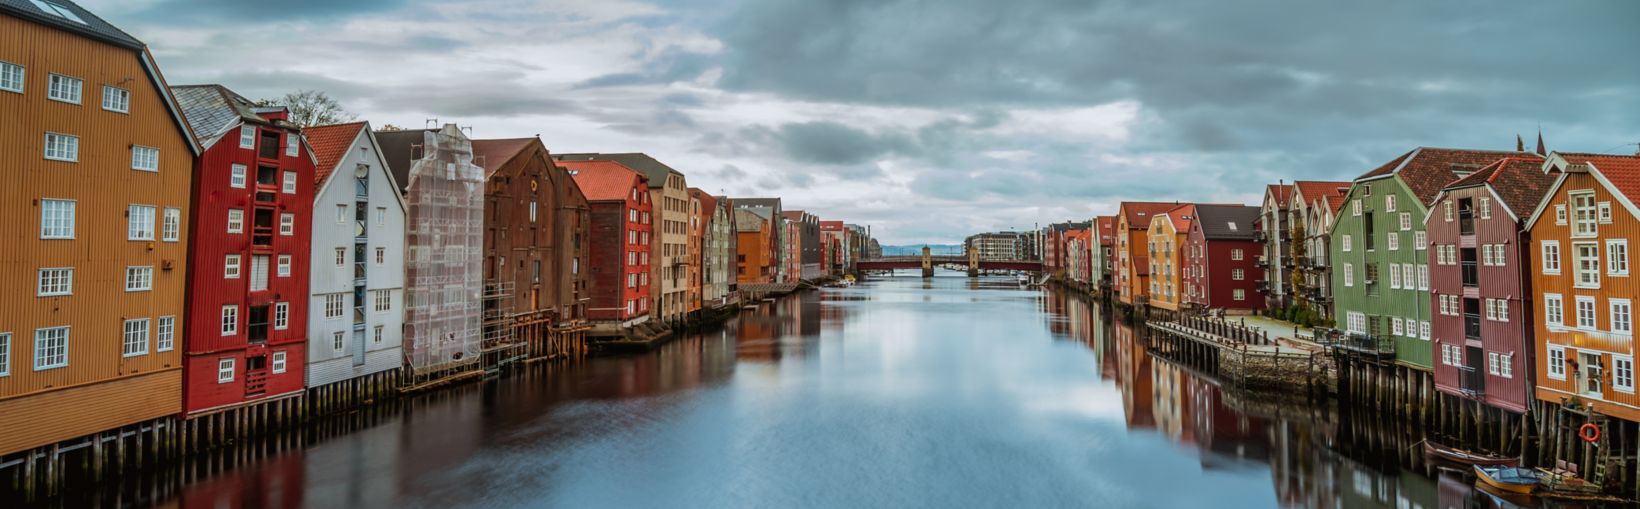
[
  {"x1": 820, "y1": 220, "x2": 845, "y2": 275},
  {"x1": 171, "y1": 85, "x2": 313, "y2": 416},
  {"x1": 560, "y1": 159, "x2": 652, "y2": 329},
  {"x1": 1182, "y1": 204, "x2": 1263, "y2": 312},
  {"x1": 1427, "y1": 157, "x2": 1552, "y2": 414}
]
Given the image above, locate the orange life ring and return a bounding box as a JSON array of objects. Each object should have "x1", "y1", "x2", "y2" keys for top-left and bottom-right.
[{"x1": 1579, "y1": 423, "x2": 1600, "y2": 443}]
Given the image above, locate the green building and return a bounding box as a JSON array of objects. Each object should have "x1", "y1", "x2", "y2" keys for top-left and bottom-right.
[{"x1": 1329, "y1": 147, "x2": 1534, "y2": 369}]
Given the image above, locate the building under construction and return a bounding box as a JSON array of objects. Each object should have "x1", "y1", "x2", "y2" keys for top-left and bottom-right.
[{"x1": 376, "y1": 124, "x2": 487, "y2": 389}]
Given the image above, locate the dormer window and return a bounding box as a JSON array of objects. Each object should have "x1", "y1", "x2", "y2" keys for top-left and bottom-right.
[{"x1": 30, "y1": 0, "x2": 86, "y2": 24}]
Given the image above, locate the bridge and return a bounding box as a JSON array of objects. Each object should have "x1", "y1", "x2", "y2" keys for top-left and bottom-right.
[{"x1": 858, "y1": 247, "x2": 1042, "y2": 277}]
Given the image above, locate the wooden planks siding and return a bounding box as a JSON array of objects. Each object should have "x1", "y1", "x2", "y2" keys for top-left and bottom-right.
[{"x1": 0, "y1": 369, "x2": 180, "y2": 454}]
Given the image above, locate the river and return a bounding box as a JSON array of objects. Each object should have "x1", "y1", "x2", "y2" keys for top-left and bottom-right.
[{"x1": 45, "y1": 273, "x2": 1588, "y2": 508}]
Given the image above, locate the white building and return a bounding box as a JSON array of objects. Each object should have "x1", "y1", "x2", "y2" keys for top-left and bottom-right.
[{"x1": 303, "y1": 122, "x2": 406, "y2": 388}]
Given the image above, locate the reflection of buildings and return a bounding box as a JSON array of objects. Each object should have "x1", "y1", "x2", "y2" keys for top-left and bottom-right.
[
  {"x1": 1113, "y1": 321, "x2": 1155, "y2": 429},
  {"x1": 179, "y1": 450, "x2": 306, "y2": 508},
  {"x1": 731, "y1": 291, "x2": 821, "y2": 362},
  {"x1": 1151, "y1": 360, "x2": 1194, "y2": 445}
]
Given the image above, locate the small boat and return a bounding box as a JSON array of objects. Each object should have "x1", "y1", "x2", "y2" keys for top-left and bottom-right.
[
  {"x1": 1422, "y1": 440, "x2": 1519, "y2": 467},
  {"x1": 1474, "y1": 465, "x2": 1540, "y2": 495}
]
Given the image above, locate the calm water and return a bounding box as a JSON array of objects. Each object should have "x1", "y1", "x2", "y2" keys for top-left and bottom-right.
[{"x1": 75, "y1": 273, "x2": 1568, "y2": 508}]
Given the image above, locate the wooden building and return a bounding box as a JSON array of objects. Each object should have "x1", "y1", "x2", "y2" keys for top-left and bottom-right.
[
  {"x1": 0, "y1": 0, "x2": 199, "y2": 458},
  {"x1": 1258, "y1": 184, "x2": 1295, "y2": 309},
  {"x1": 171, "y1": 84, "x2": 314, "y2": 417},
  {"x1": 698, "y1": 191, "x2": 736, "y2": 308},
  {"x1": 734, "y1": 198, "x2": 785, "y2": 282},
  {"x1": 1183, "y1": 204, "x2": 1263, "y2": 312},
  {"x1": 558, "y1": 154, "x2": 687, "y2": 325},
  {"x1": 1115, "y1": 202, "x2": 1179, "y2": 306},
  {"x1": 687, "y1": 192, "x2": 703, "y2": 316},
  {"x1": 1426, "y1": 157, "x2": 1553, "y2": 414},
  {"x1": 300, "y1": 121, "x2": 406, "y2": 400},
  {"x1": 736, "y1": 209, "x2": 774, "y2": 283},
  {"x1": 560, "y1": 159, "x2": 652, "y2": 333},
  {"x1": 1292, "y1": 181, "x2": 1351, "y2": 320},
  {"x1": 1147, "y1": 205, "x2": 1194, "y2": 312}
]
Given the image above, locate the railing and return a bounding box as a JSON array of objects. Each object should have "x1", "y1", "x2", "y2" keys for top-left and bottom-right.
[
  {"x1": 1314, "y1": 328, "x2": 1395, "y2": 355},
  {"x1": 245, "y1": 369, "x2": 268, "y2": 397},
  {"x1": 1464, "y1": 314, "x2": 1482, "y2": 340},
  {"x1": 1461, "y1": 261, "x2": 1478, "y2": 288},
  {"x1": 1256, "y1": 255, "x2": 1269, "y2": 268},
  {"x1": 1459, "y1": 366, "x2": 1485, "y2": 396}
]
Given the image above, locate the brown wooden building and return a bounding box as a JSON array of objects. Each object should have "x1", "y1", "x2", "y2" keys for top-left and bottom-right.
[
  {"x1": 473, "y1": 138, "x2": 590, "y2": 366},
  {"x1": 0, "y1": 1, "x2": 199, "y2": 459}
]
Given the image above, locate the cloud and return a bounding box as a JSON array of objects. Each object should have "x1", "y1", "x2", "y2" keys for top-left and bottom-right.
[{"x1": 774, "y1": 121, "x2": 915, "y2": 165}]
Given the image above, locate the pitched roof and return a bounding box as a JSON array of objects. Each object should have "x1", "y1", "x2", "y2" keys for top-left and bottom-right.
[
  {"x1": 1557, "y1": 152, "x2": 1640, "y2": 206},
  {"x1": 735, "y1": 209, "x2": 768, "y2": 232},
  {"x1": 556, "y1": 153, "x2": 681, "y2": 186},
  {"x1": 470, "y1": 138, "x2": 538, "y2": 178},
  {"x1": 1158, "y1": 204, "x2": 1196, "y2": 232},
  {"x1": 1095, "y1": 216, "x2": 1117, "y2": 244},
  {"x1": 1118, "y1": 202, "x2": 1181, "y2": 230},
  {"x1": 1193, "y1": 204, "x2": 1262, "y2": 240},
  {"x1": 1326, "y1": 195, "x2": 1347, "y2": 214},
  {"x1": 734, "y1": 197, "x2": 783, "y2": 210},
  {"x1": 1265, "y1": 184, "x2": 1293, "y2": 205},
  {"x1": 1293, "y1": 180, "x2": 1350, "y2": 203},
  {"x1": 692, "y1": 189, "x2": 719, "y2": 219},
  {"x1": 559, "y1": 159, "x2": 644, "y2": 202},
  {"x1": 0, "y1": 0, "x2": 140, "y2": 49},
  {"x1": 303, "y1": 122, "x2": 367, "y2": 185},
  {"x1": 1355, "y1": 147, "x2": 1540, "y2": 206},
  {"x1": 170, "y1": 84, "x2": 276, "y2": 145},
  {"x1": 372, "y1": 128, "x2": 435, "y2": 192}
]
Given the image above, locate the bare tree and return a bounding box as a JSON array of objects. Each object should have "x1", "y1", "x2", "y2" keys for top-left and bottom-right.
[{"x1": 256, "y1": 89, "x2": 356, "y2": 128}]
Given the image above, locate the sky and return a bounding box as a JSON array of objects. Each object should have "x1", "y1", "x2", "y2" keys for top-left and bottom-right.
[{"x1": 85, "y1": 0, "x2": 1640, "y2": 244}]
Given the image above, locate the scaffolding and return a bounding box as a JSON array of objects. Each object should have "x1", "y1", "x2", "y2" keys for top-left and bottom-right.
[
  {"x1": 480, "y1": 280, "x2": 524, "y2": 372},
  {"x1": 402, "y1": 124, "x2": 486, "y2": 380}
]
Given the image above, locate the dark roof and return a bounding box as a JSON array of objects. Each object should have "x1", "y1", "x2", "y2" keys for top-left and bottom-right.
[
  {"x1": 1193, "y1": 204, "x2": 1262, "y2": 240},
  {"x1": 555, "y1": 152, "x2": 681, "y2": 186},
  {"x1": 1355, "y1": 147, "x2": 1539, "y2": 205},
  {"x1": 470, "y1": 138, "x2": 538, "y2": 178},
  {"x1": 1462, "y1": 158, "x2": 1556, "y2": 219},
  {"x1": 733, "y1": 197, "x2": 782, "y2": 212},
  {"x1": 170, "y1": 84, "x2": 284, "y2": 146},
  {"x1": 0, "y1": 0, "x2": 141, "y2": 49},
  {"x1": 374, "y1": 129, "x2": 435, "y2": 193}
]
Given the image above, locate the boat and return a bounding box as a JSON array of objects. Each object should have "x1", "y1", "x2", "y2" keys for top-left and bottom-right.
[
  {"x1": 1473, "y1": 465, "x2": 1540, "y2": 495},
  {"x1": 1421, "y1": 440, "x2": 1519, "y2": 467}
]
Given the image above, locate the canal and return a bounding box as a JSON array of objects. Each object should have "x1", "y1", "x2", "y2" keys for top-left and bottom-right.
[{"x1": 46, "y1": 273, "x2": 1588, "y2": 507}]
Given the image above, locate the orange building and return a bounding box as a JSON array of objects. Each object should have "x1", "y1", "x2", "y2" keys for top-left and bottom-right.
[
  {"x1": 1146, "y1": 204, "x2": 1195, "y2": 311},
  {"x1": 735, "y1": 209, "x2": 774, "y2": 283},
  {"x1": 0, "y1": 2, "x2": 199, "y2": 457},
  {"x1": 1526, "y1": 152, "x2": 1640, "y2": 424},
  {"x1": 687, "y1": 192, "x2": 703, "y2": 314},
  {"x1": 1115, "y1": 202, "x2": 1179, "y2": 305}
]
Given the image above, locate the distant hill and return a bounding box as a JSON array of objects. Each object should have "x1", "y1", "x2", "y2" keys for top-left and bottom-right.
[{"x1": 880, "y1": 244, "x2": 963, "y2": 257}]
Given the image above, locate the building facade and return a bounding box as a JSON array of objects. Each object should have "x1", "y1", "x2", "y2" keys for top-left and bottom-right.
[
  {"x1": 697, "y1": 192, "x2": 736, "y2": 307},
  {"x1": 301, "y1": 122, "x2": 406, "y2": 390},
  {"x1": 1183, "y1": 205, "x2": 1263, "y2": 312},
  {"x1": 1292, "y1": 182, "x2": 1350, "y2": 320},
  {"x1": 561, "y1": 159, "x2": 652, "y2": 330},
  {"x1": 172, "y1": 84, "x2": 313, "y2": 416},
  {"x1": 0, "y1": 1, "x2": 199, "y2": 456},
  {"x1": 1115, "y1": 202, "x2": 1177, "y2": 305},
  {"x1": 1147, "y1": 205, "x2": 1193, "y2": 312},
  {"x1": 560, "y1": 154, "x2": 687, "y2": 324},
  {"x1": 736, "y1": 209, "x2": 773, "y2": 283},
  {"x1": 1259, "y1": 184, "x2": 1295, "y2": 309}
]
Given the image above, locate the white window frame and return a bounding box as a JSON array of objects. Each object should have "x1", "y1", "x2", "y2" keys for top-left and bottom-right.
[
  {"x1": 325, "y1": 294, "x2": 345, "y2": 319},
  {"x1": 221, "y1": 305, "x2": 238, "y2": 336},
  {"x1": 1547, "y1": 345, "x2": 1567, "y2": 380},
  {"x1": 279, "y1": 212, "x2": 294, "y2": 236},
  {"x1": 1232, "y1": 268, "x2": 1244, "y2": 281},
  {"x1": 124, "y1": 266, "x2": 153, "y2": 292},
  {"x1": 1392, "y1": 317, "x2": 1405, "y2": 336},
  {"x1": 272, "y1": 351, "x2": 287, "y2": 374},
  {"x1": 1608, "y1": 239, "x2": 1629, "y2": 276},
  {"x1": 102, "y1": 85, "x2": 130, "y2": 113},
  {"x1": 1414, "y1": 231, "x2": 1426, "y2": 250},
  {"x1": 1612, "y1": 299, "x2": 1633, "y2": 335},
  {"x1": 1544, "y1": 294, "x2": 1564, "y2": 326},
  {"x1": 1343, "y1": 263, "x2": 1353, "y2": 287},
  {"x1": 1352, "y1": 199, "x2": 1361, "y2": 216},
  {"x1": 1347, "y1": 312, "x2": 1366, "y2": 335},
  {"x1": 1420, "y1": 320, "x2": 1431, "y2": 340},
  {"x1": 0, "y1": 333, "x2": 10, "y2": 377},
  {"x1": 335, "y1": 247, "x2": 346, "y2": 267},
  {"x1": 1417, "y1": 264, "x2": 1429, "y2": 291},
  {"x1": 127, "y1": 205, "x2": 156, "y2": 240},
  {"x1": 130, "y1": 145, "x2": 158, "y2": 172},
  {"x1": 0, "y1": 60, "x2": 22, "y2": 93},
  {"x1": 156, "y1": 316, "x2": 175, "y2": 352},
  {"x1": 44, "y1": 132, "x2": 79, "y2": 162},
  {"x1": 374, "y1": 289, "x2": 391, "y2": 312},
  {"x1": 36, "y1": 267, "x2": 72, "y2": 296},
  {"x1": 375, "y1": 247, "x2": 386, "y2": 265},
  {"x1": 1399, "y1": 212, "x2": 1411, "y2": 231},
  {"x1": 1598, "y1": 202, "x2": 1613, "y2": 224},
  {"x1": 230, "y1": 164, "x2": 247, "y2": 188},
  {"x1": 274, "y1": 302, "x2": 289, "y2": 330},
  {"x1": 1342, "y1": 235, "x2": 1351, "y2": 252},
  {"x1": 1541, "y1": 241, "x2": 1561, "y2": 275},
  {"x1": 1571, "y1": 191, "x2": 1598, "y2": 238},
  {"x1": 217, "y1": 357, "x2": 235, "y2": 383},
  {"x1": 1444, "y1": 201, "x2": 1453, "y2": 222},
  {"x1": 1576, "y1": 296, "x2": 1597, "y2": 329},
  {"x1": 227, "y1": 208, "x2": 244, "y2": 234},
  {"x1": 162, "y1": 207, "x2": 181, "y2": 242},
  {"x1": 224, "y1": 254, "x2": 241, "y2": 279},
  {"x1": 1614, "y1": 355, "x2": 1635, "y2": 393},
  {"x1": 1387, "y1": 232, "x2": 1399, "y2": 251},
  {"x1": 1386, "y1": 194, "x2": 1396, "y2": 212},
  {"x1": 33, "y1": 326, "x2": 69, "y2": 371},
  {"x1": 1574, "y1": 242, "x2": 1600, "y2": 289},
  {"x1": 286, "y1": 133, "x2": 300, "y2": 157},
  {"x1": 239, "y1": 126, "x2": 256, "y2": 150},
  {"x1": 121, "y1": 318, "x2": 148, "y2": 357},
  {"x1": 40, "y1": 199, "x2": 75, "y2": 239},
  {"x1": 282, "y1": 171, "x2": 296, "y2": 194},
  {"x1": 376, "y1": 207, "x2": 385, "y2": 225},
  {"x1": 277, "y1": 254, "x2": 292, "y2": 277},
  {"x1": 46, "y1": 73, "x2": 81, "y2": 104}
]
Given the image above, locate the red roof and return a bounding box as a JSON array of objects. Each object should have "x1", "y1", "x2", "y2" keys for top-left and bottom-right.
[
  {"x1": 1118, "y1": 202, "x2": 1180, "y2": 230},
  {"x1": 1559, "y1": 152, "x2": 1640, "y2": 205},
  {"x1": 1159, "y1": 203, "x2": 1196, "y2": 232},
  {"x1": 470, "y1": 138, "x2": 539, "y2": 177},
  {"x1": 1356, "y1": 147, "x2": 1538, "y2": 205},
  {"x1": 1293, "y1": 180, "x2": 1350, "y2": 204},
  {"x1": 559, "y1": 159, "x2": 646, "y2": 202},
  {"x1": 1096, "y1": 216, "x2": 1116, "y2": 243},
  {"x1": 691, "y1": 188, "x2": 718, "y2": 218},
  {"x1": 1326, "y1": 195, "x2": 1347, "y2": 214},
  {"x1": 303, "y1": 121, "x2": 367, "y2": 185},
  {"x1": 1265, "y1": 184, "x2": 1293, "y2": 205}
]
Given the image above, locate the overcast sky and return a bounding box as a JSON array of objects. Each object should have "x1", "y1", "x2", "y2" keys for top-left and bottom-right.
[{"x1": 87, "y1": 0, "x2": 1640, "y2": 244}]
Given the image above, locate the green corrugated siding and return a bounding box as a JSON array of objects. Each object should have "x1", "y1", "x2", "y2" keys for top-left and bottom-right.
[{"x1": 1329, "y1": 176, "x2": 1434, "y2": 370}]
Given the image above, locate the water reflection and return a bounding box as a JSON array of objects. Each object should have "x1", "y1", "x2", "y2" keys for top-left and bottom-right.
[{"x1": 34, "y1": 276, "x2": 1618, "y2": 507}]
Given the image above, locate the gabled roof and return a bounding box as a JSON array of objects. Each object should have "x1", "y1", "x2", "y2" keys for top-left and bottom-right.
[
  {"x1": 734, "y1": 197, "x2": 783, "y2": 210},
  {"x1": 470, "y1": 138, "x2": 538, "y2": 178},
  {"x1": 1293, "y1": 180, "x2": 1350, "y2": 204},
  {"x1": 556, "y1": 152, "x2": 682, "y2": 187},
  {"x1": 1095, "y1": 216, "x2": 1117, "y2": 244},
  {"x1": 372, "y1": 128, "x2": 435, "y2": 193},
  {"x1": 692, "y1": 189, "x2": 719, "y2": 219},
  {"x1": 1265, "y1": 184, "x2": 1293, "y2": 206},
  {"x1": 1157, "y1": 204, "x2": 1196, "y2": 233},
  {"x1": 735, "y1": 209, "x2": 768, "y2": 232},
  {"x1": 559, "y1": 159, "x2": 645, "y2": 202},
  {"x1": 303, "y1": 122, "x2": 367, "y2": 185},
  {"x1": 1558, "y1": 152, "x2": 1640, "y2": 201},
  {"x1": 171, "y1": 84, "x2": 288, "y2": 148},
  {"x1": 1326, "y1": 195, "x2": 1347, "y2": 214},
  {"x1": 0, "y1": 0, "x2": 140, "y2": 49},
  {"x1": 1355, "y1": 147, "x2": 1539, "y2": 206},
  {"x1": 1442, "y1": 157, "x2": 1555, "y2": 219},
  {"x1": 1118, "y1": 202, "x2": 1180, "y2": 230},
  {"x1": 1193, "y1": 204, "x2": 1261, "y2": 240}
]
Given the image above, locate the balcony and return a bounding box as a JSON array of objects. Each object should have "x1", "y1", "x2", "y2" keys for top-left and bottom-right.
[
  {"x1": 1256, "y1": 255, "x2": 1269, "y2": 268},
  {"x1": 1464, "y1": 313, "x2": 1481, "y2": 340},
  {"x1": 1253, "y1": 231, "x2": 1268, "y2": 243},
  {"x1": 1255, "y1": 280, "x2": 1270, "y2": 293},
  {"x1": 1313, "y1": 328, "x2": 1395, "y2": 356},
  {"x1": 1459, "y1": 366, "x2": 1485, "y2": 397}
]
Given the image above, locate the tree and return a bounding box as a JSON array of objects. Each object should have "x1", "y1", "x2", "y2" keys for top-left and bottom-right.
[
  {"x1": 1289, "y1": 218, "x2": 1309, "y2": 309},
  {"x1": 255, "y1": 89, "x2": 356, "y2": 128}
]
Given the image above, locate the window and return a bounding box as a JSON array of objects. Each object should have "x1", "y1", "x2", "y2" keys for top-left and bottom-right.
[
  {"x1": 1389, "y1": 264, "x2": 1401, "y2": 289},
  {"x1": 1342, "y1": 235, "x2": 1351, "y2": 252},
  {"x1": 162, "y1": 208, "x2": 180, "y2": 241},
  {"x1": 1542, "y1": 241, "x2": 1561, "y2": 274},
  {"x1": 1232, "y1": 269, "x2": 1244, "y2": 281},
  {"x1": 37, "y1": 268, "x2": 72, "y2": 296},
  {"x1": 1231, "y1": 249, "x2": 1243, "y2": 260},
  {"x1": 1544, "y1": 294, "x2": 1564, "y2": 326},
  {"x1": 1444, "y1": 201, "x2": 1453, "y2": 222},
  {"x1": 1547, "y1": 346, "x2": 1566, "y2": 380},
  {"x1": 1418, "y1": 264, "x2": 1429, "y2": 290},
  {"x1": 44, "y1": 132, "x2": 78, "y2": 161},
  {"x1": 272, "y1": 351, "x2": 287, "y2": 373},
  {"x1": 217, "y1": 358, "x2": 235, "y2": 383},
  {"x1": 47, "y1": 73, "x2": 81, "y2": 103},
  {"x1": 1399, "y1": 212, "x2": 1411, "y2": 231},
  {"x1": 1414, "y1": 231, "x2": 1426, "y2": 250},
  {"x1": 1352, "y1": 199, "x2": 1361, "y2": 216},
  {"x1": 1616, "y1": 356, "x2": 1635, "y2": 393},
  {"x1": 224, "y1": 254, "x2": 241, "y2": 278},
  {"x1": 1609, "y1": 240, "x2": 1629, "y2": 276},
  {"x1": 1478, "y1": 197, "x2": 1491, "y2": 219},
  {"x1": 34, "y1": 327, "x2": 68, "y2": 370},
  {"x1": 1347, "y1": 312, "x2": 1366, "y2": 334},
  {"x1": 1555, "y1": 204, "x2": 1567, "y2": 225},
  {"x1": 231, "y1": 164, "x2": 247, "y2": 188},
  {"x1": 279, "y1": 212, "x2": 294, "y2": 235},
  {"x1": 1386, "y1": 194, "x2": 1396, "y2": 212},
  {"x1": 373, "y1": 247, "x2": 385, "y2": 265},
  {"x1": 282, "y1": 171, "x2": 296, "y2": 194},
  {"x1": 1576, "y1": 296, "x2": 1597, "y2": 329},
  {"x1": 1233, "y1": 289, "x2": 1245, "y2": 301},
  {"x1": 127, "y1": 205, "x2": 155, "y2": 240},
  {"x1": 240, "y1": 126, "x2": 256, "y2": 149},
  {"x1": 374, "y1": 290, "x2": 391, "y2": 312},
  {"x1": 1387, "y1": 232, "x2": 1399, "y2": 251},
  {"x1": 1491, "y1": 298, "x2": 1510, "y2": 322},
  {"x1": 325, "y1": 294, "x2": 345, "y2": 319},
  {"x1": 1575, "y1": 242, "x2": 1600, "y2": 288},
  {"x1": 0, "y1": 333, "x2": 10, "y2": 376},
  {"x1": 130, "y1": 145, "x2": 158, "y2": 171},
  {"x1": 124, "y1": 266, "x2": 153, "y2": 292},
  {"x1": 122, "y1": 318, "x2": 148, "y2": 357},
  {"x1": 221, "y1": 305, "x2": 238, "y2": 335},
  {"x1": 102, "y1": 85, "x2": 130, "y2": 113},
  {"x1": 273, "y1": 302, "x2": 288, "y2": 330},
  {"x1": 1420, "y1": 321, "x2": 1431, "y2": 340},
  {"x1": 40, "y1": 199, "x2": 74, "y2": 239},
  {"x1": 336, "y1": 204, "x2": 348, "y2": 223},
  {"x1": 1343, "y1": 263, "x2": 1354, "y2": 287},
  {"x1": 157, "y1": 316, "x2": 174, "y2": 351},
  {"x1": 286, "y1": 134, "x2": 300, "y2": 157},
  {"x1": 1599, "y1": 202, "x2": 1613, "y2": 224},
  {"x1": 374, "y1": 325, "x2": 384, "y2": 344},
  {"x1": 1614, "y1": 299, "x2": 1634, "y2": 334},
  {"x1": 276, "y1": 254, "x2": 291, "y2": 277},
  {"x1": 227, "y1": 209, "x2": 244, "y2": 234},
  {"x1": 0, "y1": 61, "x2": 22, "y2": 93},
  {"x1": 333, "y1": 331, "x2": 345, "y2": 351},
  {"x1": 1439, "y1": 294, "x2": 1450, "y2": 315},
  {"x1": 336, "y1": 248, "x2": 346, "y2": 267},
  {"x1": 30, "y1": 1, "x2": 86, "y2": 23},
  {"x1": 1571, "y1": 192, "x2": 1597, "y2": 237},
  {"x1": 1488, "y1": 352, "x2": 1502, "y2": 376},
  {"x1": 1392, "y1": 317, "x2": 1405, "y2": 336},
  {"x1": 529, "y1": 201, "x2": 538, "y2": 223},
  {"x1": 376, "y1": 207, "x2": 386, "y2": 225},
  {"x1": 1441, "y1": 344, "x2": 1453, "y2": 366}
]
